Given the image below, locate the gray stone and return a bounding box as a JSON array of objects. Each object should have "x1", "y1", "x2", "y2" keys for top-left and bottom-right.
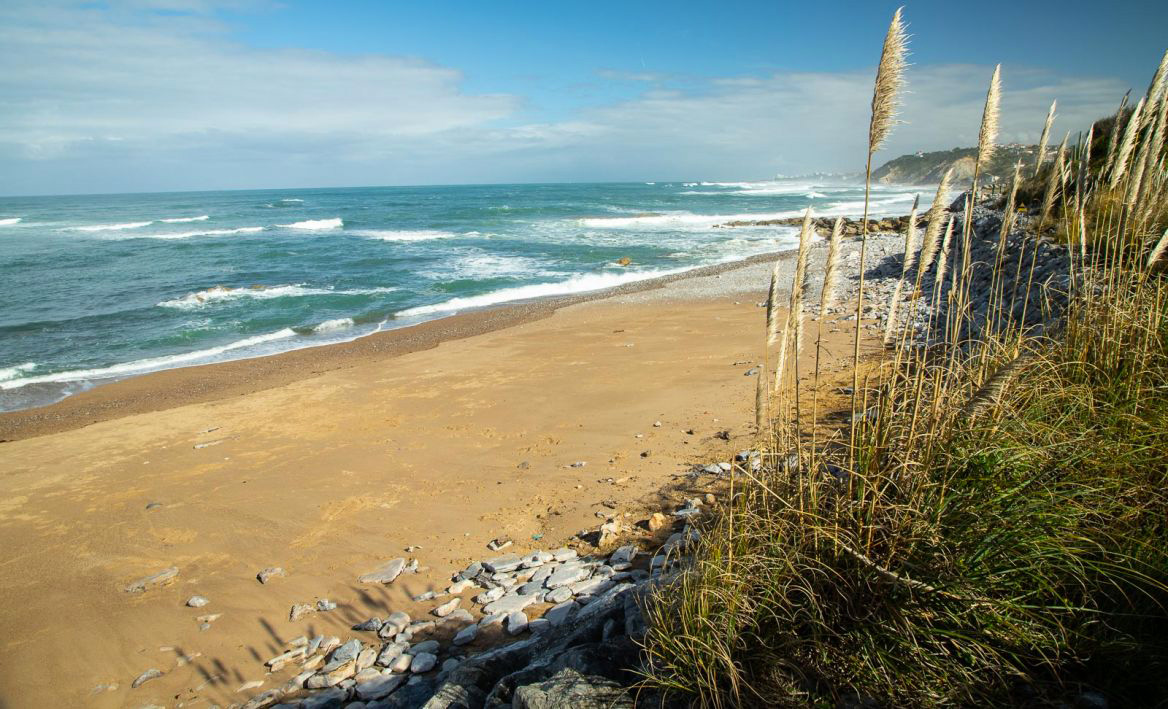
[
  {"x1": 185, "y1": 595, "x2": 209, "y2": 608},
  {"x1": 131, "y1": 668, "x2": 163, "y2": 688},
  {"x1": 331, "y1": 638, "x2": 363, "y2": 664},
  {"x1": 474, "y1": 586, "x2": 505, "y2": 604},
  {"x1": 483, "y1": 592, "x2": 540, "y2": 615},
  {"x1": 521, "y1": 551, "x2": 554, "y2": 568},
  {"x1": 532, "y1": 564, "x2": 556, "y2": 583},
  {"x1": 412, "y1": 590, "x2": 437, "y2": 602},
  {"x1": 358, "y1": 558, "x2": 406, "y2": 584},
  {"x1": 441, "y1": 658, "x2": 461, "y2": 673},
  {"x1": 551, "y1": 548, "x2": 578, "y2": 562},
  {"x1": 431, "y1": 598, "x2": 460, "y2": 617},
  {"x1": 355, "y1": 673, "x2": 404, "y2": 701},
  {"x1": 512, "y1": 667, "x2": 634, "y2": 709},
  {"x1": 315, "y1": 598, "x2": 337, "y2": 611},
  {"x1": 528, "y1": 618, "x2": 551, "y2": 634},
  {"x1": 354, "y1": 667, "x2": 382, "y2": 683},
  {"x1": 478, "y1": 612, "x2": 507, "y2": 627},
  {"x1": 264, "y1": 647, "x2": 305, "y2": 670},
  {"x1": 516, "y1": 580, "x2": 544, "y2": 596},
  {"x1": 458, "y1": 561, "x2": 483, "y2": 580},
  {"x1": 240, "y1": 689, "x2": 284, "y2": 709},
  {"x1": 452, "y1": 623, "x2": 478, "y2": 646},
  {"x1": 544, "y1": 600, "x2": 577, "y2": 626},
  {"x1": 609, "y1": 545, "x2": 636, "y2": 566},
  {"x1": 376, "y1": 642, "x2": 408, "y2": 667},
  {"x1": 409, "y1": 652, "x2": 438, "y2": 673},
  {"x1": 482, "y1": 553, "x2": 522, "y2": 573},
  {"x1": 125, "y1": 567, "x2": 178, "y2": 593},
  {"x1": 569, "y1": 577, "x2": 613, "y2": 597},
  {"x1": 443, "y1": 608, "x2": 475, "y2": 625},
  {"x1": 506, "y1": 611, "x2": 529, "y2": 635},
  {"x1": 545, "y1": 563, "x2": 590, "y2": 589},
  {"x1": 384, "y1": 611, "x2": 410, "y2": 635},
  {"x1": 411, "y1": 639, "x2": 440, "y2": 655},
  {"x1": 353, "y1": 617, "x2": 383, "y2": 632},
  {"x1": 544, "y1": 586, "x2": 573, "y2": 604},
  {"x1": 357, "y1": 647, "x2": 377, "y2": 671},
  {"x1": 256, "y1": 566, "x2": 285, "y2": 584},
  {"x1": 447, "y1": 579, "x2": 475, "y2": 594},
  {"x1": 300, "y1": 687, "x2": 347, "y2": 709},
  {"x1": 388, "y1": 654, "x2": 413, "y2": 673}
]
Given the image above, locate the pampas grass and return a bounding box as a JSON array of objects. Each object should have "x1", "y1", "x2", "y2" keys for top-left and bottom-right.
[
  {"x1": 1035, "y1": 100, "x2": 1057, "y2": 178},
  {"x1": 919, "y1": 169, "x2": 952, "y2": 270},
  {"x1": 820, "y1": 217, "x2": 845, "y2": 311},
  {"x1": 1104, "y1": 91, "x2": 1132, "y2": 176},
  {"x1": 1110, "y1": 96, "x2": 1146, "y2": 188},
  {"x1": 775, "y1": 209, "x2": 814, "y2": 392},
  {"x1": 977, "y1": 65, "x2": 1002, "y2": 169},
  {"x1": 868, "y1": 7, "x2": 909, "y2": 154},
  {"x1": 1149, "y1": 228, "x2": 1168, "y2": 270},
  {"x1": 1039, "y1": 133, "x2": 1069, "y2": 230},
  {"x1": 765, "y1": 262, "x2": 783, "y2": 345}
]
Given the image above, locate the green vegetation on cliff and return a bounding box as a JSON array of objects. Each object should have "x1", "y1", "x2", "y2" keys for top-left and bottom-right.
[{"x1": 873, "y1": 144, "x2": 1042, "y2": 184}]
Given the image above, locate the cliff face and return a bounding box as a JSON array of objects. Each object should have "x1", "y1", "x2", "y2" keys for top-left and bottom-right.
[{"x1": 873, "y1": 145, "x2": 1041, "y2": 184}]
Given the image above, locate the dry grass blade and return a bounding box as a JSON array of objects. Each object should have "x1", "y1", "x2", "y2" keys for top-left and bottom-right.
[
  {"x1": 1110, "y1": 96, "x2": 1146, "y2": 187},
  {"x1": 961, "y1": 352, "x2": 1033, "y2": 420},
  {"x1": 868, "y1": 7, "x2": 909, "y2": 153},
  {"x1": 1034, "y1": 100, "x2": 1057, "y2": 177},
  {"x1": 820, "y1": 217, "x2": 844, "y2": 311}
]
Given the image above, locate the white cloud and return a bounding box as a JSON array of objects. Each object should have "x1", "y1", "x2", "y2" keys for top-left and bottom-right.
[{"x1": 0, "y1": 2, "x2": 1134, "y2": 193}]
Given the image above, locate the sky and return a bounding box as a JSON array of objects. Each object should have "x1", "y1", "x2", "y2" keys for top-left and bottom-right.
[{"x1": 1, "y1": 0, "x2": 1165, "y2": 196}]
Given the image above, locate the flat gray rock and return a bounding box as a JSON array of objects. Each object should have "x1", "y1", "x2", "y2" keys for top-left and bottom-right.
[
  {"x1": 482, "y1": 553, "x2": 522, "y2": 573},
  {"x1": 512, "y1": 667, "x2": 634, "y2": 709},
  {"x1": 545, "y1": 563, "x2": 590, "y2": 589},
  {"x1": 358, "y1": 558, "x2": 406, "y2": 584},
  {"x1": 505, "y1": 611, "x2": 529, "y2": 636},
  {"x1": 544, "y1": 600, "x2": 577, "y2": 626},
  {"x1": 452, "y1": 623, "x2": 477, "y2": 646},
  {"x1": 256, "y1": 567, "x2": 285, "y2": 584},
  {"x1": 431, "y1": 598, "x2": 460, "y2": 617},
  {"x1": 355, "y1": 673, "x2": 404, "y2": 700},
  {"x1": 543, "y1": 586, "x2": 573, "y2": 604},
  {"x1": 409, "y1": 652, "x2": 437, "y2": 673},
  {"x1": 125, "y1": 567, "x2": 178, "y2": 593},
  {"x1": 411, "y1": 639, "x2": 440, "y2": 655},
  {"x1": 330, "y1": 638, "x2": 363, "y2": 664},
  {"x1": 186, "y1": 595, "x2": 209, "y2": 608},
  {"x1": 483, "y1": 592, "x2": 539, "y2": 616}
]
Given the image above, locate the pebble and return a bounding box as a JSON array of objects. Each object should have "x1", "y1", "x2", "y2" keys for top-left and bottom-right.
[
  {"x1": 132, "y1": 668, "x2": 163, "y2": 688},
  {"x1": 354, "y1": 673, "x2": 404, "y2": 701},
  {"x1": 353, "y1": 667, "x2": 381, "y2": 683},
  {"x1": 256, "y1": 567, "x2": 285, "y2": 584},
  {"x1": 125, "y1": 567, "x2": 179, "y2": 593},
  {"x1": 409, "y1": 652, "x2": 438, "y2": 673},
  {"x1": 353, "y1": 617, "x2": 382, "y2": 632},
  {"x1": 316, "y1": 599, "x2": 337, "y2": 611},
  {"x1": 431, "y1": 598, "x2": 460, "y2": 617},
  {"x1": 376, "y1": 642, "x2": 408, "y2": 667},
  {"x1": 358, "y1": 558, "x2": 406, "y2": 584},
  {"x1": 388, "y1": 654, "x2": 412, "y2": 673},
  {"x1": 145, "y1": 502, "x2": 162, "y2": 510},
  {"x1": 384, "y1": 610, "x2": 410, "y2": 635},
  {"x1": 487, "y1": 537, "x2": 513, "y2": 551},
  {"x1": 506, "y1": 611, "x2": 529, "y2": 635},
  {"x1": 544, "y1": 586, "x2": 573, "y2": 604},
  {"x1": 653, "y1": 420, "x2": 662, "y2": 427},
  {"x1": 475, "y1": 586, "x2": 506, "y2": 604},
  {"x1": 289, "y1": 603, "x2": 315, "y2": 622},
  {"x1": 331, "y1": 639, "x2": 363, "y2": 664},
  {"x1": 356, "y1": 647, "x2": 377, "y2": 671},
  {"x1": 412, "y1": 590, "x2": 437, "y2": 602},
  {"x1": 647, "y1": 512, "x2": 668, "y2": 531},
  {"x1": 444, "y1": 608, "x2": 475, "y2": 625},
  {"x1": 452, "y1": 624, "x2": 478, "y2": 646},
  {"x1": 570, "y1": 461, "x2": 587, "y2": 468},
  {"x1": 447, "y1": 579, "x2": 475, "y2": 594},
  {"x1": 458, "y1": 561, "x2": 483, "y2": 580},
  {"x1": 186, "y1": 595, "x2": 209, "y2": 608}
]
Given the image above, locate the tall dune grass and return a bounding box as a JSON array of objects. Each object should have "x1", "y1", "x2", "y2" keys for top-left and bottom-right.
[{"x1": 640, "y1": 19, "x2": 1168, "y2": 706}]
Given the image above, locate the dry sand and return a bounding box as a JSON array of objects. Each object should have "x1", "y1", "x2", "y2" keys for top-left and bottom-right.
[{"x1": 0, "y1": 246, "x2": 890, "y2": 708}]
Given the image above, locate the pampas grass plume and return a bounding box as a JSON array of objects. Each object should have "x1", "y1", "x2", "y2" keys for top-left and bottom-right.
[
  {"x1": 976, "y1": 65, "x2": 1002, "y2": 168},
  {"x1": 820, "y1": 217, "x2": 844, "y2": 311},
  {"x1": 869, "y1": 8, "x2": 908, "y2": 153},
  {"x1": 920, "y1": 169, "x2": 952, "y2": 270},
  {"x1": 1034, "y1": 100, "x2": 1057, "y2": 178},
  {"x1": 1110, "y1": 96, "x2": 1145, "y2": 187}
]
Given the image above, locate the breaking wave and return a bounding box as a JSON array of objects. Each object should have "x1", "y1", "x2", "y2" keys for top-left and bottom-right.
[
  {"x1": 0, "y1": 217, "x2": 21, "y2": 226},
  {"x1": 159, "y1": 215, "x2": 209, "y2": 223},
  {"x1": 279, "y1": 218, "x2": 343, "y2": 230},
  {"x1": 157, "y1": 284, "x2": 397, "y2": 309},
  {"x1": 351, "y1": 229, "x2": 458, "y2": 242}
]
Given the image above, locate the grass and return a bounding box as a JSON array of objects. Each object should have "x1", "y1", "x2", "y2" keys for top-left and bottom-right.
[{"x1": 638, "y1": 13, "x2": 1168, "y2": 707}]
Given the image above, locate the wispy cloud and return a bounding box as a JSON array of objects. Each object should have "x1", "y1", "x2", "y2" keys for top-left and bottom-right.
[{"x1": 0, "y1": 2, "x2": 1134, "y2": 193}]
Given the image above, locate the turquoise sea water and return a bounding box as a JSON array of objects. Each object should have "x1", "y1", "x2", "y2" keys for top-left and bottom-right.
[{"x1": 0, "y1": 180, "x2": 923, "y2": 411}]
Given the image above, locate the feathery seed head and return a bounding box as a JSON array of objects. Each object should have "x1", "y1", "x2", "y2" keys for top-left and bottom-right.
[
  {"x1": 1034, "y1": 100, "x2": 1057, "y2": 178},
  {"x1": 919, "y1": 168, "x2": 952, "y2": 269},
  {"x1": 1110, "y1": 96, "x2": 1146, "y2": 187},
  {"x1": 868, "y1": 8, "x2": 909, "y2": 153},
  {"x1": 976, "y1": 65, "x2": 1002, "y2": 169},
  {"x1": 820, "y1": 217, "x2": 844, "y2": 311}
]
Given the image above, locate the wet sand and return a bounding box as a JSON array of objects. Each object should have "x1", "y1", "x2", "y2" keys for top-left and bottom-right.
[{"x1": 0, "y1": 249, "x2": 885, "y2": 707}]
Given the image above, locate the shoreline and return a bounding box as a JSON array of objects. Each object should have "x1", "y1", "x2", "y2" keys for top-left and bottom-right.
[{"x1": 0, "y1": 251, "x2": 796, "y2": 442}]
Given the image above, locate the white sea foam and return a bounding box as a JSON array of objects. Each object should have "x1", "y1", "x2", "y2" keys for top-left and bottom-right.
[
  {"x1": 67, "y1": 221, "x2": 154, "y2": 232},
  {"x1": 0, "y1": 329, "x2": 298, "y2": 391},
  {"x1": 398, "y1": 268, "x2": 689, "y2": 318},
  {"x1": 124, "y1": 226, "x2": 265, "y2": 240},
  {"x1": 312, "y1": 317, "x2": 355, "y2": 333},
  {"x1": 159, "y1": 215, "x2": 209, "y2": 223},
  {"x1": 280, "y1": 198, "x2": 304, "y2": 203},
  {"x1": 0, "y1": 362, "x2": 36, "y2": 382},
  {"x1": 350, "y1": 229, "x2": 458, "y2": 242},
  {"x1": 157, "y1": 284, "x2": 397, "y2": 309},
  {"x1": 0, "y1": 217, "x2": 21, "y2": 226},
  {"x1": 579, "y1": 210, "x2": 801, "y2": 230},
  {"x1": 279, "y1": 218, "x2": 343, "y2": 230}
]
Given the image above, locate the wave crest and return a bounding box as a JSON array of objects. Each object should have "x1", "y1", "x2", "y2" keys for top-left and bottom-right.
[
  {"x1": 157, "y1": 284, "x2": 397, "y2": 309},
  {"x1": 351, "y1": 229, "x2": 458, "y2": 242},
  {"x1": 280, "y1": 218, "x2": 342, "y2": 230},
  {"x1": 0, "y1": 217, "x2": 21, "y2": 226},
  {"x1": 159, "y1": 215, "x2": 209, "y2": 223}
]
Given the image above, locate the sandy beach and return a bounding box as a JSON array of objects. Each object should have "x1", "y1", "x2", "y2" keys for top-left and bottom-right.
[{"x1": 0, "y1": 239, "x2": 895, "y2": 708}]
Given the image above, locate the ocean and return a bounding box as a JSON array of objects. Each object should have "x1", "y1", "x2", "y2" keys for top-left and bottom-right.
[{"x1": 0, "y1": 180, "x2": 925, "y2": 411}]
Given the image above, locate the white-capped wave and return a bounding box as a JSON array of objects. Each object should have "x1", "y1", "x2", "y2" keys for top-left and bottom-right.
[
  {"x1": 312, "y1": 317, "x2": 355, "y2": 333},
  {"x1": 0, "y1": 362, "x2": 36, "y2": 382},
  {"x1": 351, "y1": 229, "x2": 458, "y2": 242},
  {"x1": 67, "y1": 221, "x2": 153, "y2": 232},
  {"x1": 279, "y1": 218, "x2": 343, "y2": 230},
  {"x1": 159, "y1": 215, "x2": 209, "y2": 223},
  {"x1": 157, "y1": 284, "x2": 397, "y2": 309},
  {"x1": 125, "y1": 226, "x2": 265, "y2": 240},
  {"x1": 0, "y1": 217, "x2": 21, "y2": 226},
  {"x1": 398, "y1": 268, "x2": 689, "y2": 318},
  {"x1": 0, "y1": 329, "x2": 298, "y2": 391},
  {"x1": 280, "y1": 198, "x2": 304, "y2": 203}
]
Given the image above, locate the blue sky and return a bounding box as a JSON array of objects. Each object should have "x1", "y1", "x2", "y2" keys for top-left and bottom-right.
[{"x1": 1, "y1": 0, "x2": 1165, "y2": 195}]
